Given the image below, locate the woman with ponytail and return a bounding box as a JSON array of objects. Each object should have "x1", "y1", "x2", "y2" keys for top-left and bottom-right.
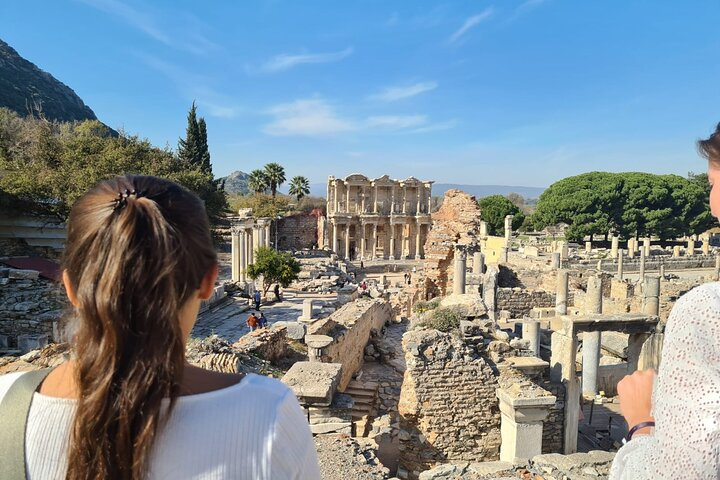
[{"x1": 0, "y1": 175, "x2": 320, "y2": 479}]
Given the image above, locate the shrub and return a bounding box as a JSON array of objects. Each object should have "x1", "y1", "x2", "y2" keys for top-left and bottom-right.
[
  {"x1": 419, "y1": 306, "x2": 464, "y2": 333},
  {"x1": 413, "y1": 298, "x2": 441, "y2": 313}
]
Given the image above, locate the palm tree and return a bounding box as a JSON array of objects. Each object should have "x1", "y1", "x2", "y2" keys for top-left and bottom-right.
[
  {"x1": 289, "y1": 176, "x2": 310, "y2": 201},
  {"x1": 263, "y1": 162, "x2": 286, "y2": 198},
  {"x1": 248, "y1": 169, "x2": 269, "y2": 195}
]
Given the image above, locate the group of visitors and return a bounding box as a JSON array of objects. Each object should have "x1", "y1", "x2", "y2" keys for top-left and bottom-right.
[{"x1": 245, "y1": 310, "x2": 268, "y2": 331}]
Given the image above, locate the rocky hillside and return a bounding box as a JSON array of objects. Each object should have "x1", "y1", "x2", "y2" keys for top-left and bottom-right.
[
  {"x1": 0, "y1": 38, "x2": 97, "y2": 123},
  {"x1": 222, "y1": 170, "x2": 250, "y2": 195}
]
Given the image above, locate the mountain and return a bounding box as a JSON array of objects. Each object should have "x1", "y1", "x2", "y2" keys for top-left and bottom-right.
[
  {"x1": 222, "y1": 170, "x2": 250, "y2": 195},
  {"x1": 307, "y1": 183, "x2": 545, "y2": 200},
  {"x1": 0, "y1": 38, "x2": 97, "y2": 123}
]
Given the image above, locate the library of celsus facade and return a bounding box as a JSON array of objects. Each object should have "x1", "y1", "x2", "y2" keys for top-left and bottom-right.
[{"x1": 326, "y1": 174, "x2": 433, "y2": 260}]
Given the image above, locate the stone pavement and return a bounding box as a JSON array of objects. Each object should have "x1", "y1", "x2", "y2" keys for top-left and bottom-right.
[{"x1": 191, "y1": 290, "x2": 335, "y2": 342}]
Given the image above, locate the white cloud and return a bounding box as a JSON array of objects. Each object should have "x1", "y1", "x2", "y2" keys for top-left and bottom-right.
[
  {"x1": 263, "y1": 99, "x2": 355, "y2": 136},
  {"x1": 367, "y1": 82, "x2": 438, "y2": 102},
  {"x1": 258, "y1": 47, "x2": 353, "y2": 73},
  {"x1": 78, "y1": 0, "x2": 217, "y2": 54},
  {"x1": 448, "y1": 8, "x2": 494, "y2": 44},
  {"x1": 409, "y1": 119, "x2": 458, "y2": 133},
  {"x1": 367, "y1": 115, "x2": 428, "y2": 129}
]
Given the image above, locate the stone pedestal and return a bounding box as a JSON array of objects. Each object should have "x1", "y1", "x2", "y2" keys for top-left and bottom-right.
[
  {"x1": 617, "y1": 249, "x2": 624, "y2": 280},
  {"x1": 480, "y1": 221, "x2": 488, "y2": 238},
  {"x1": 687, "y1": 238, "x2": 695, "y2": 256},
  {"x1": 627, "y1": 238, "x2": 635, "y2": 259},
  {"x1": 643, "y1": 275, "x2": 660, "y2": 317},
  {"x1": 555, "y1": 270, "x2": 569, "y2": 316},
  {"x1": 611, "y1": 236, "x2": 619, "y2": 259},
  {"x1": 582, "y1": 276, "x2": 603, "y2": 397},
  {"x1": 703, "y1": 239, "x2": 710, "y2": 255},
  {"x1": 551, "y1": 252, "x2": 561, "y2": 270},
  {"x1": 454, "y1": 248, "x2": 467, "y2": 295},
  {"x1": 473, "y1": 251, "x2": 485, "y2": 275},
  {"x1": 673, "y1": 245, "x2": 681, "y2": 258},
  {"x1": 642, "y1": 238, "x2": 651, "y2": 257},
  {"x1": 585, "y1": 241, "x2": 592, "y2": 254},
  {"x1": 523, "y1": 320, "x2": 541, "y2": 357},
  {"x1": 298, "y1": 299, "x2": 315, "y2": 323},
  {"x1": 504, "y1": 215, "x2": 513, "y2": 242},
  {"x1": 497, "y1": 388, "x2": 556, "y2": 464},
  {"x1": 639, "y1": 249, "x2": 646, "y2": 280}
]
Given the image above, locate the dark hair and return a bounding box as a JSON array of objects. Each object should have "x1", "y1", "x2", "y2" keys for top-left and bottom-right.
[
  {"x1": 61, "y1": 175, "x2": 216, "y2": 480},
  {"x1": 698, "y1": 122, "x2": 720, "y2": 166}
]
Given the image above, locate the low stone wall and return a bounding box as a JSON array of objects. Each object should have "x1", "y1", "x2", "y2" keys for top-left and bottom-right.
[
  {"x1": 0, "y1": 268, "x2": 65, "y2": 349},
  {"x1": 398, "y1": 329, "x2": 502, "y2": 478},
  {"x1": 496, "y1": 288, "x2": 555, "y2": 318},
  {"x1": 306, "y1": 298, "x2": 393, "y2": 390},
  {"x1": 233, "y1": 324, "x2": 288, "y2": 363},
  {"x1": 276, "y1": 212, "x2": 322, "y2": 251},
  {"x1": 570, "y1": 253, "x2": 718, "y2": 272}
]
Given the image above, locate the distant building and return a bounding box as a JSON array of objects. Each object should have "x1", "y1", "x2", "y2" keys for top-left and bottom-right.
[{"x1": 326, "y1": 174, "x2": 433, "y2": 260}]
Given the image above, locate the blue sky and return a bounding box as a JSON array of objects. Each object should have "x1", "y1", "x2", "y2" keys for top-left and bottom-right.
[{"x1": 2, "y1": 0, "x2": 719, "y2": 187}]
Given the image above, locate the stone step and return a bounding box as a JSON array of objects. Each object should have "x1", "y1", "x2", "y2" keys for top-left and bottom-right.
[{"x1": 343, "y1": 387, "x2": 377, "y2": 399}]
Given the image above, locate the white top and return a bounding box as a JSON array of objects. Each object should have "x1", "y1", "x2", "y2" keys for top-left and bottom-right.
[
  {"x1": 610, "y1": 282, "x2": 720, "y2": 479},
  {"x1": 0, "y1": 372, "x2": 321, "y2": 479}
]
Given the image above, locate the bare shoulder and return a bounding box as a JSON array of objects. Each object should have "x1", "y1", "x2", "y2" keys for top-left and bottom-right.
[{"x1": 179, "y1": 364, "x2": 245, "y2": 396}]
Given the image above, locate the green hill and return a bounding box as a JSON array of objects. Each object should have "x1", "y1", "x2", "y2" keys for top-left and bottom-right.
[{"x1": 0, "y1": 38, "x2": 98, "y2": 123}]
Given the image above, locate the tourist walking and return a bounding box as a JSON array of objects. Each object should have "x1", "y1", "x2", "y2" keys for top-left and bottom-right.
[
  {"x1": 609, "y1": 125, "x2": 720, "y2": 479},
  {"x1": 0, "y1": 176, "x2": 320, "y2": 479},
  {"x1": 253, "y1": 290, "x2": 261, "y2": 310},
  {"x1": 246, "y1": 312, "x2": 259, "y2": 331},
  {"x1": 258, "y1": 312, "x2": 268, "y2": 329}
]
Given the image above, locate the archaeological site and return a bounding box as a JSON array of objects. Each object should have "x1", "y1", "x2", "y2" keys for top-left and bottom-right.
[{"x1": 3, "y1": 170, "x2": 718, "y2": 480}]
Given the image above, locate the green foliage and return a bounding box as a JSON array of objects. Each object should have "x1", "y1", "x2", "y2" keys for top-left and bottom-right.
[
  {"x1": 248, "y1": 169, "x2": 269, "y2": 194},
  {"x1": 0, "y1": 107, "x2": 228, "y2": 224},
  {"x1": 532, "y1": 171, "x2": 713, "y2": 241},
  {"x1": 228, "y1": 193, "x2": 290, "y2": 218},
  {"x1": 478, "y1": 195, "x2": 525, "y2": 236},
  {"x1": 246, "y1": 246, "x2": 302, "y2": 296},
  {"x1": 288, "y1": 175, "x2": 310, "y2": 201},
  {"x1": 418, "y1": 306, "x2": 463, "y2": 333},
  {"x1": 412, "y1": 298, "x2": 441, "y2": 313},
  {"x1": 264, "y1": 162, "x2": 286, "y2": 197},
  {"x1": 296, "y1": 195, "x2": 327, "y2": 214}
]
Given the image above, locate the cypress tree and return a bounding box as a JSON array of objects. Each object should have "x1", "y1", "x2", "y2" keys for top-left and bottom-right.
[
  {"x1": 197, "y1": 117, "x2": 212, "y2": 175},
  {"x1": 178, "y1": 101, "x2": 200, "y2": 166}
]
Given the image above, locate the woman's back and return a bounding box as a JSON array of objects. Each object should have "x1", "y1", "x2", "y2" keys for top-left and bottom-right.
[{"x1": 0, "y1": 372, "x2": 320, "y2": 479}]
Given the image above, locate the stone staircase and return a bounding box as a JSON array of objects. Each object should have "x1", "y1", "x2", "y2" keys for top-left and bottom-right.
[{"x1": 343, "y1": 379, "x2": 379, "y2": 436}]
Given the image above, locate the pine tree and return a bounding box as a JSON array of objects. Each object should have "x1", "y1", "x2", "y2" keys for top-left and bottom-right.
[{"x1": 178, "y1": 101, "x2": 200, "y2": 166}]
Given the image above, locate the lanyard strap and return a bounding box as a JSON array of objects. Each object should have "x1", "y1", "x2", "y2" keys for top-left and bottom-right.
[{"x1": 0, "y1": 368, "x2": 54, "y2": 480}]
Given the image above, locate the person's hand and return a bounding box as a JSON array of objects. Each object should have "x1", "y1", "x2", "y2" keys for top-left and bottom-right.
[{"x1": 618, "y1": 368, "x2": 656, "y2": 436}]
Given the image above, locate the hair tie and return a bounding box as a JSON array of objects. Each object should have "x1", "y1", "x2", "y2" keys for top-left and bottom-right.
[{"x1": 112, "y1": 189, "x2": 145, "y2": 211}]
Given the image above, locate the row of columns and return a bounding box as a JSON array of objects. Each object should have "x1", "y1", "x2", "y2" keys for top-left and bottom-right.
[
  {"x1": 231, "y1": 221, "x2": 271, "y2": 283},
  {"x1": 331, "y1": 220, "x2": 427, "y2": 260},
  {"x1": 329, "y1": 182, "x2": 431, "y2": 216}
]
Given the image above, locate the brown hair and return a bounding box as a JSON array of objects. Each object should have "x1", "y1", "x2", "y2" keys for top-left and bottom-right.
[
  {"x1": 61, "y1": 175, "x2": 216, "y2": 479},
  {"x1": 698, "y1": 122, "x2": 720, "y2": 167}
]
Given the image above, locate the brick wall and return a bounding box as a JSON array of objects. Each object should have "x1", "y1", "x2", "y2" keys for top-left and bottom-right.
[{"x1": 276, "y1": 212, "x2": 322, "y2": 251}]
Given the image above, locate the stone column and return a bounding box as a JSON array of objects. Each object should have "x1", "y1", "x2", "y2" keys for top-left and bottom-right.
[
  {"x1": 585, "y1": 241, "x2": 592, "y2": 255},
  {"x1": 687, "y1": 238, "x2": 695, "y2": 256},
  {"x1": 551, "y1": 252, "x2": 561, "y2": 270},
  {"x1": 617, "y1": 248, "x2": 624, "y2": 280},
  {"x1": 239, "y1": 230, "x2": 247, "y2": 281},
  {"x1": 361, "y1": 188, "x2": 366, "y2": 213},
  {"x1": 402, "y1": 187, "x2": 407, "y2": 214},
  {"x1": 346, "y1": 184, "x2": 351, "y2": 214},
  {"x1": 390, "y1": 186, "x2": 396, "y2": 214},
  {"x1": 504, "y1": 215, "x2": 513, "y2": 242},
  {"x1": 703, "y1": 239, "x2": 710, "y2": 255},
  {"x1": 559, "y1": 241, "x2": 569, "y2": 260},
  {"x1": 246, "y1": 228, "x2": 254, "y2": 265},
  {"x1": 497, "y1": 388, "x2": 556, "y2": 464},
  {"x1": 416, "y1": 188, "x2": 421, "y2": 215},
  {"x1": 453, "y1": 247, "x2": 467, "y2": 295},
  {"x1": 550, "y1": 330, "x2": 580, "y2": 454},
  {"x1": 389, "y1": 224, "x2": 396, "y2": 260},
  {"x1": 373, "y1": 185, "x2": 378, "y2": 213},
  {"x1": 372, "y1": 223, "x2": 378, "y2": 260},
  {"x1": 473, "y1": 251, "x2": 485, "y2": 275},
  {"x1": 611, "y1": 235, "x2": 619, "y2": 259},
  {"x1": 360, "y1": 223, "x2": 366, "y2": 260},
  {"x1": 643, "y1": 275, "x2": 661, "y2": 317},
  {"x1": 639, "y1": 249, "x2": 646, "y2": 280},
  {"x1": 524, "y1": 320, "x2": 541, "y2": 357},
  {"x1": 415, "y1": 222, "x2": 422, "y2": 259},
  {"x1": 582, "y1": 275, "x2": 603, "y2": 398},
  {"x1": 673, "y1": 245, "x2": 681, "y2": 257},
  {"x1": 231, "y1": 227, "x2": 241, "y2": 282},
  {"x1": 265, "y1": 224, "x2": 271, "y2": 248},
  {"x1": 715, "y1": 254, "x2": 720, "y2": 281},
  {"x1": 555, "y1": 269, "x2": 569, "y2": 316},
  {"x1": 345, "y1": 224, "x2": 351, "y2": 260},
  {"x1": 627, "y1": 238, "x2": 635, "y2": 259},
  {"x1": 642, "y1": 238, "x2": 651, "y2": 257},
  {"x1": 334, "y1": 182, "x2": 339, "y2": 213},
  {"x1": 332, "y1": 222, "x2": 339, "y2": 254},
  {"x1": 480, "y1": 221, "x2": 488, "y2": 237},
  {"x1": 659, "y1": 264, "x2": 665, "y2": 279}
]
